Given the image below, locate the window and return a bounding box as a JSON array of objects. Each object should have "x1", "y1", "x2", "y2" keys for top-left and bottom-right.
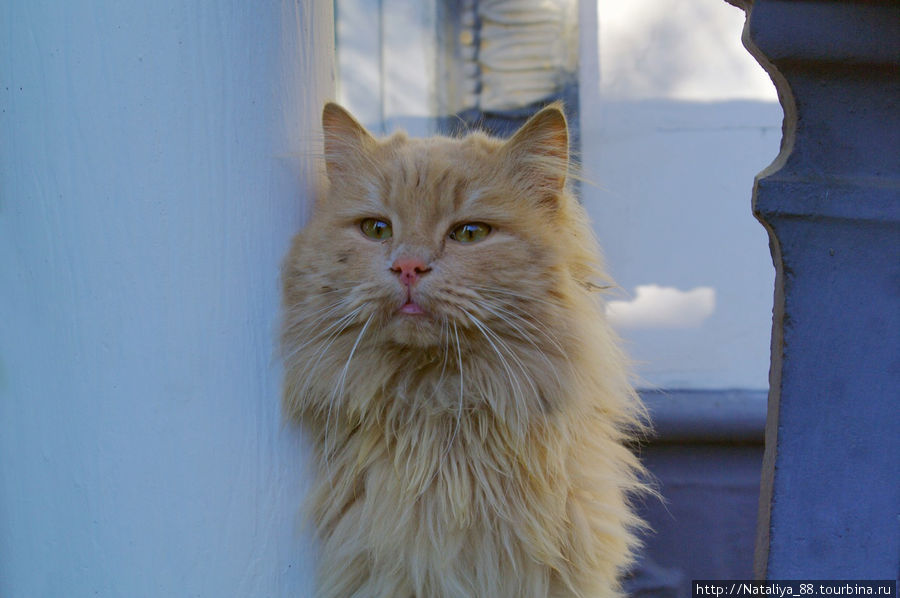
[{"x1": 585, "y1": 0, "x2": 780, "y2": 390}]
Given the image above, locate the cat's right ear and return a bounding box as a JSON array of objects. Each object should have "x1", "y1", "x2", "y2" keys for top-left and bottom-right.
[
  {"x1": 501, "y1": 103, "x2": 569, "y2": 201},
  {"x1": 322, "y1": 102, "x2": 376, "y2": 178}
]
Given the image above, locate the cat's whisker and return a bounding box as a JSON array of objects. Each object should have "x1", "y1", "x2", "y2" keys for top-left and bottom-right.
[
  {"x1": 288, "y1": 281, "x2": 375, "y2": 314},
  {"x1": 293, "y1": 307, "x2": 365, "y2": 424},
  {"x1": 468, "y1": 284, "x2": 563, "y2": 309},
  {"x1": 309, "y1": 313, "x2": 367, "y2": 477},
  {"x1": 422, "y1": 319, "x2": 465, "y2": 496},
  {"x1": 283, "y1": 304, "x2": 347, "y2": 348},
  {"x1": 475, "y1": 298, "x2": 567, "y2": 353},
  {"x1": 335, "y1": 313, "x2": 374, "y2": 398},
  {"x1": 450, "y1": 321, "x2": 464, "y2": 452},
  {"x1": 428, "y1": 317, "x2": 452, "y2": 405},
  {"x1": 324, "y1": 313, "x2": 375, "y2": 474},
  {"x1": 469, "y1": 290, "x2": 574, "y2": 372},
  {"x1": 474, "y1": 314, "x2": 556, "y2": 433},
  {"x1": 436, "y1": 285, "x2": 482, "y2": 301},
  {"x1": 474, "y1": 299, "x2": 569, "y2": 392},
  {"x1": 461, "y1": 309, "x2": 530, "y2": 426},
  {"x1": 467, "y1": 287, "x2": 571, "y2": 336},
  {"x1": 483, "y1": 324, "x2": 542, "y2": 403},
  {"x1": 282, "y1": 301, "x2": 360, "y2": 362},
  {"x1": 291, "y1": 306, "x2": 361, "y2": 371},
  {"x1": 309, "y1": 285, "x2": 364, "y2": 297},
  {"x1": 465, "y1": 306, "x2": 556, "y2": 436}
]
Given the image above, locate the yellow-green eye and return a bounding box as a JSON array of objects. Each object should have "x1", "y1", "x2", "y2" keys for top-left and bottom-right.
[
  {"x1": 360, "y1": 218, "x2": 392, "y2": 240},
  {"x1": 449, "y1": 222, "x2": 492, "y2": 244}
]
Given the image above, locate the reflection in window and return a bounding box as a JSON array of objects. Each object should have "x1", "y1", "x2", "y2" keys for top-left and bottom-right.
[
  {"x1": 437, "y1": 0, "x2": 579, "y2": 138},
  {"x1": 336, "y1": 0, "x2": 579, "y2": 138}
]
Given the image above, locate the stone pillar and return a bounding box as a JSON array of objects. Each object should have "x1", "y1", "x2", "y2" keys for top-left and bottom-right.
[{"x1": 727, "y1": 0, "x2": 900, "y2": 577}]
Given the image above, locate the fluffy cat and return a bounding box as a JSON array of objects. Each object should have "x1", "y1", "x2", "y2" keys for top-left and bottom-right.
[{"x1": 281, "y1": 102, "x2": 647, "y2": 598}]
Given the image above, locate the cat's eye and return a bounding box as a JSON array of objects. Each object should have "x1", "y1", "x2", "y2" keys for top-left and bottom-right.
[
  {"x1": 360, "y1": 218, "x2": 393, "y2": 240},
  {"x1": 449, "y1": 222, "x2": 492, "y2": 244}
]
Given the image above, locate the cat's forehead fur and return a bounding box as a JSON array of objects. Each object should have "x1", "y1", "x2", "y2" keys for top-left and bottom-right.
[
  {"x1": 321, "y1": 101, "x2": 569, "y2": 224},
  {"x1": 359, "y1": 132, "x2": 504, "y2": 223}
]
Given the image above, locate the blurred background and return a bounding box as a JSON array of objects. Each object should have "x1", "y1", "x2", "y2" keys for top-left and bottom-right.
[{"x1": 334, "y1": 0, "x2": 781, "y2": 587}]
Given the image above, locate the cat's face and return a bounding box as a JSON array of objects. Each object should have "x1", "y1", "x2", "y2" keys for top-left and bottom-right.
[{"x1": 284, "y1": 103, "x2": 580, "y2": 352}]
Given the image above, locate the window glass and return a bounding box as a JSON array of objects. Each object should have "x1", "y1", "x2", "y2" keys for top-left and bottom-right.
[{"x1": 583, "y1": 0, "x2": 780, "y2": 389}]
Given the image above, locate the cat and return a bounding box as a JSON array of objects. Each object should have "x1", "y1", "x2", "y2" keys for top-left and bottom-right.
[{"x1": 280, "y1": 101, "x2": 647, "y2": 598}]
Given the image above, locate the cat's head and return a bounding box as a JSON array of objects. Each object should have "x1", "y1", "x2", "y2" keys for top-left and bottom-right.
[
  {"x1": 281, "y1": 102, "x2": 617, "y2": 425},
  {"x1": 283, "y1": 102, "x2": 605, "y2": 349}
]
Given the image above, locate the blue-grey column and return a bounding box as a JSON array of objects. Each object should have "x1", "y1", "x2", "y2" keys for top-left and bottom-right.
[{"x1": 728, "y1": 0, "x2": 900, "y2": 577}]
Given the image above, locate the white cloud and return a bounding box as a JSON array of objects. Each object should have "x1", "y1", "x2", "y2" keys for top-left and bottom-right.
[
  {"x1": 598, "y1": 0, "x2": 778, "y2": 102},
  {"x1": 606, "y1": 284, "x2": 716, "y2": 329}
]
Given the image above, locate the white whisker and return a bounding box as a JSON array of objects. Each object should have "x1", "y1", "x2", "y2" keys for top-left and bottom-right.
[
  {"x1": 450, "y1": 322, "x2": 464, "y2": 451},
  {"x1": 324, "y1": 313, "x2": 375, "y2": 473},
  {"x1": 474, "y1": 299, "x2": 568, "y2": 391},
  {"x1": 479, "y1": 300, "x2": 568, "y2": 358},
  {"x1": 282, "y1": 301, "x2": 359, "y2": 362},
  {"x1": 468, "y1": 285, "x2": 562, "y2": 311},
  {"x1": 293, "y1": 307, "x2": 365, "y2": 422},
  {"x1": 462, "y1": 309, "x2": 529, "y2": 422},
  {"x1": 428, "y1": 318, "x2": 451, "y2": 404}
]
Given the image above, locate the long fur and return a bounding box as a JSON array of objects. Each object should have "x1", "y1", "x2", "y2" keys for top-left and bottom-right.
[{"x1": 281, "y1": 102, "x2": 647, "y2": 598}]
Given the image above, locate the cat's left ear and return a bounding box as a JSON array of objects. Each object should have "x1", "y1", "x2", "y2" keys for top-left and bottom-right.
[
  {"x1": 502, "y1": 103, "x2": 569, "y2": 196},
  {"x1": 322, "y1": 102, "x2": 376, "y2": 178}
]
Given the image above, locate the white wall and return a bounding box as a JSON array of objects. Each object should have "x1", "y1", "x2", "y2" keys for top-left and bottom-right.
[{"x1": 0, "y1": 2, "x2": 332, "y2": 595}]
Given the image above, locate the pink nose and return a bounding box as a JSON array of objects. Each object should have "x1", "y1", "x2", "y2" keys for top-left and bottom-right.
[{"x1": 391, "y1": 257, "x2": 430, "y2": 285}]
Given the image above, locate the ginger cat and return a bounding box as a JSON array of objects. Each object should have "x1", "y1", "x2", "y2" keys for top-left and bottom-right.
[{"x1": 281, "y1": 102, "x2": 646, "y2": 598}]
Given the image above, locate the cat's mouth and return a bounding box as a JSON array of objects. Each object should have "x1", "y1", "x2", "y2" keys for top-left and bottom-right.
[
  {"x1": 388, "y1": 290, "x2": 440, "y2": 346},
  {"x1": 399, "y1": 289, "x2": 428, "y2": 316},
  {"x1": 400, "y1": 301, "x2": 426, "y2": 315}
]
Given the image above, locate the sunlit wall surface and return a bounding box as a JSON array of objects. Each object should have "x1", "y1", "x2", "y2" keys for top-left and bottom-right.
[
  {"x1": 583, "y1": 0, "x2": 780, "y2": 389},
  {"x1": 0, "y1": 3, "x2": 330, "y2": 595}
]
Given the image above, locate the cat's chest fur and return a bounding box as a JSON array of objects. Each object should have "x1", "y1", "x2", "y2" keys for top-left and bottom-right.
[{"x1": 308, "y1": 391, "x2": 576, "y2": 598}]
